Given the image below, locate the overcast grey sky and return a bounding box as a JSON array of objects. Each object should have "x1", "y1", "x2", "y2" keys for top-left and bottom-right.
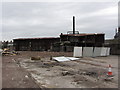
[{"x1": 2, "y1": 2, "x2": 118, "y2": 41}]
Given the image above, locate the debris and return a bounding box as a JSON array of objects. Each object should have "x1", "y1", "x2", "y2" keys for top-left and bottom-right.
[
  {"x1": 25, "y1": 75, "x2": 29, "y2": 78},
  {"x1": 31, "y1": 56, "x2": 41, "y2": 60},
  {"x1": 66, "y1": 57, "x2": 80, "y2": 61},
  {"x1": 12, "y1": 51, "x2": 20, "y2": 55},
  {"x1": 61, "y1": 71, "x2": 69, "y2": 76},
  {"x1": 61, "y1": 71, "x2": 75, "y2": 76},
  {"x1": 43, "y1": 62, "x2": 54, "y2": 67},
  {"x1": 73, "y1": 75, "x2": 88, "y2": 84},
  {"x1": 104, "y1": 75, "x2": 114, "y2": 81},
  {"x1": 46, "y1": 69, "x2": 50, "y2": 71},
  {"x1": 53, "y1": 56, "x2": 70, "y2": 62},
  {"x1": 85, "y1": 72, "x2": 97, "y2": 76},
  {"x1": 52, "y1": 56, "x2": 80, "y2": 62},
  {"x1": 2, "y1": 48, "x2": 19, "y2": 56}
]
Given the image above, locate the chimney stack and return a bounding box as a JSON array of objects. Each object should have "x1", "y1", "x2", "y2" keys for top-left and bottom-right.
[
  {"x1": 115, "y1": 28, "x2": 117, "y2": 34},
  {"x1": 73, "y1": 16, "x2": 75, "y2": 34}
]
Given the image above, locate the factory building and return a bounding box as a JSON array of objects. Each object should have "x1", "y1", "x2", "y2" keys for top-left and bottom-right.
[
  {"x1": 14, "y1": 37, "x2": 60, "y2": 51},
  {"x1": 13, "y1": 16, "x2": 105, "y2": 51},
  {"x1": 51, "y1": 33, "x2": 104, "y2": 52},
  {"x1": 60, "y1": 33, "x2": 104, "y2": 47}
]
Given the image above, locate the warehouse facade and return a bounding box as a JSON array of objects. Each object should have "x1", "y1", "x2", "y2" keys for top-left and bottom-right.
[{"x1": 13, "y1": 37, "x2": 60, "y2": 51}]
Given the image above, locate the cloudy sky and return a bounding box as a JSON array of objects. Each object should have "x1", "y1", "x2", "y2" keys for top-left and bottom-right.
[{"x1": 2, "y1": 2, "x2": 118, "y2": 41}]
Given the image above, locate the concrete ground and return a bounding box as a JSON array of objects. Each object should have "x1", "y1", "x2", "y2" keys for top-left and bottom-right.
[
  {"x1": 2, "y1": 51, "x2": 119, "y2": 88},
  {"x1": 2, "y1": 55, "x2": 40, "y2": 88}
]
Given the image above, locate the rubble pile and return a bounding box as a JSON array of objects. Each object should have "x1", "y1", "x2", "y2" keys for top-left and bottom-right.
[{"x1": 1, "y1": 48, "x2": 19, "y2": 56}]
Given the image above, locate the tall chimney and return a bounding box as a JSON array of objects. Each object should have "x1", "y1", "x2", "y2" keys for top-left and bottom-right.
[
  {"x1": 73, "y1": 16, "x2": 75, "y2": 34},
  {"x1": 115, "y1": 28, "x2": 117, "y2": 34}
]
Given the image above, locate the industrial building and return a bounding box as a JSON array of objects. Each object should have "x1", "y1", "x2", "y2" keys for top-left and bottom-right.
[
  {"x1": 51, "y1": 33, "x2": 104, "y2": 52},
  {"x1": 14, "y1": 37, "x2": 60, "y2": 51},
  {"x1": 60, "y1": 33, "x2": 104, "y2": 47},
  {"x1": 13, "y1": 16, "x2": 105, "y2": 51}
]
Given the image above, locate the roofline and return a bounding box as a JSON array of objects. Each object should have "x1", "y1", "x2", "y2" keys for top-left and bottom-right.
[
  {"x1": 60, "y1": 33, "x2": 105, "y2": 36},
  {"x1": 13, "y1": 37, "x2": 60, "y2": 40}
]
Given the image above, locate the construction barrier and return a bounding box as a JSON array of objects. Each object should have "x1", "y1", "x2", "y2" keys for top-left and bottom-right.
[
  {"x1": 106, "y1": 48, "x2": 110, "y2": 56},
  {"x1": 93, "y1": 47, "x2": 101, "y2": 57},
  {"x1": 73, "y1": 47, "x2": 110, "y2": 57},
  {"x1": 101, "y1": 47, "x2": 107, "y2": 56},
  {"x1": 73, "y1": 47, "x2": 82, "y2": 57},
  {"x1": 83, "y1": 47, "x2": 93, "y2": 57}
]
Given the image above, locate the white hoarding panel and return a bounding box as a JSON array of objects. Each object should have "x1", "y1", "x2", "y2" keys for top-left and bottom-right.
[
  {"x1": 101, "y1": 47, "x2": 107, "y2": 56},
  {"x1": 93, "y1": 47, "x2": 102, "y2": 57},
  {"x1": 83, "y1": 47, "x2": 93, "y2": 57},
  {"x1": 73, "y1": 47, "x2": 82, "y2": 57},
  {"x1": 106, "y1": 48, "x2": 110, "y2": 56}
]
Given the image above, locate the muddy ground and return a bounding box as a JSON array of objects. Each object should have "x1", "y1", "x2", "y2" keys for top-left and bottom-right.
[{"x1": 2, "y1": 51, "x2": 118, "y2": 88}]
